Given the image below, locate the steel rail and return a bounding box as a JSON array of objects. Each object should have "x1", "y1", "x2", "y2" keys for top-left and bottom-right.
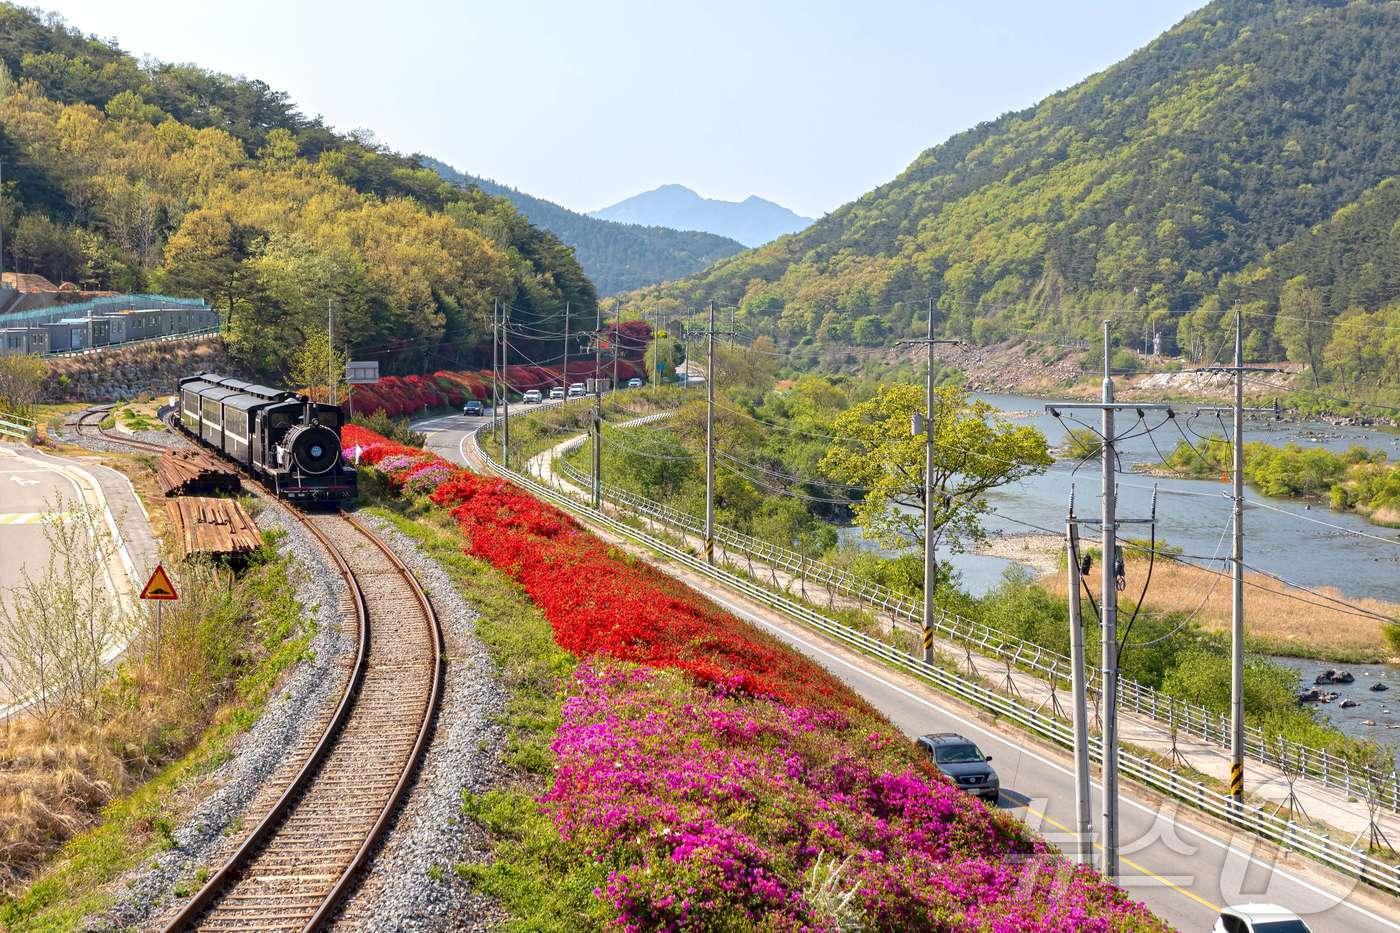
[{"x1": 81, "y1": 409, "x2": 444, "y2": 930}]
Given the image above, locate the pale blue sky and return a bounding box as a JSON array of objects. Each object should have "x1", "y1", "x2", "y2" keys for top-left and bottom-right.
[{"x1": 38, "y1": 1, "x2": 1203, "y2": 217}]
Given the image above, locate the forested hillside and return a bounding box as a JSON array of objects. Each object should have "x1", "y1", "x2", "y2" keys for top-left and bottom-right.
[
  {"x1": 0, "y1": 5, "x2": 594, "y2": 376},
  {"x1": 623, "y1": 0, "x2": 1400, "y2": 393},
  {"x1": 422, "y1": 158, "x2": 744, "y2": 296}
]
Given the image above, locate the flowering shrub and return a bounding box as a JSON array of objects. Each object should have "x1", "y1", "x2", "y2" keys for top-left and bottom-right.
[
  {"x1": 551, "y1": 661, "x2": 1164, "y2": 931},
  {"x1": 353, "y1": 425, "x2": 1164, "y2": 930}
]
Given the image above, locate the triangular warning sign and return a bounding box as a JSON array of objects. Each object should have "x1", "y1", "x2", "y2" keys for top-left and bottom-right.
[{"x1": 140, "y1": 564, "x2": 179, "y2": 601}]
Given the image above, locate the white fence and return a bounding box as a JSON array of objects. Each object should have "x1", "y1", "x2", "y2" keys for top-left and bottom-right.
[{"x1": 477, "y1": 438, "x2": 1400, "y2": 896}]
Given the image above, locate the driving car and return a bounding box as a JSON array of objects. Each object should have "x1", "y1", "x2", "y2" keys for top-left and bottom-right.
[
  {"x1": 463, "y1": 399, "x2": 484, "y2": 416},
  {"x1": 627, "y1": 377, "x2": 643, "y2": 389},
  {"x1": 568, "y1": 382, "x2": 587, "y2": 398},
  {"x1": 522, "y1": 389, "x2": 543, "y2": 404},
  {"x1": 1212, "y1": 905, "x2": 1312, "y2": 933},
  {"x1": 549, "y1": 386, "x2": 566, "y2": 400},
  {"x1": 917, "y1": 733, "x2": 999, "y2": 802}
]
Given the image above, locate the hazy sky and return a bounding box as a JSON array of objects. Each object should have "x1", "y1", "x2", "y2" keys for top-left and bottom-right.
[{"x1": 37, "y1": 1, "x2": 1202, "y2": 217}]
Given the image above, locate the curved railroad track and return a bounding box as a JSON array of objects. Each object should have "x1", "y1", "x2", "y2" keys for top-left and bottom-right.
[
  {"x1": 71, "y1": 404, "x2": 169, "y2": 454},
  {"x1": 165, "y1": 511, "x2": 443, "y2": 931},
  {"x1": 73, "y1": 406, "x2": 445, "y2": 930}
]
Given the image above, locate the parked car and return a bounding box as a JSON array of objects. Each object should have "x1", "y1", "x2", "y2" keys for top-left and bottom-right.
[
  {"x1": 917, "y1": 733, "x2": 999, "y2": 802},
  {"x1": 568, "y1": 382, "x2": 586, "y2": 398},
  {"x1": 522, "y1": 389, "x2": 543, "y2": 404},
  {"x1": 463, "y1": 399, "x2": 484, "y2": 416},
  {"x1": 1212, "y1": 905, "x2": 1311, "y2": 933},
  {"x1": 549, "y1": 386, "x2": 566, "y2": 400},
  {"x1": 627, "y1": 377, "x2": 643, "y2": 389}
]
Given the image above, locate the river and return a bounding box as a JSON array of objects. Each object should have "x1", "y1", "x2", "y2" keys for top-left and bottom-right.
[
  {"x1": 841, "y1": 391, "x2": 1400, "y2": 602},
  {"x1": 837, "y1": 392, "x2": 1400, "y2": 758}
]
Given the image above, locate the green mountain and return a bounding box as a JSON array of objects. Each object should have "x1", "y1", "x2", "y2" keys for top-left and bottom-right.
[
  {"x1": 0, "y1": 4, "x2": 594, "y2": 376},
  {"x1": 624, "y1": 0, "x2": 1400, "y2": 388},
  {"x1": 421, "y1": 157, "x2": 745, "y2": 297}
]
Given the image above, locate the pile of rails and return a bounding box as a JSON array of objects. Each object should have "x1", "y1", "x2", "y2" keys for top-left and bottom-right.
[
  {"x1": 156, "y1": 448, "x2": 259, "y2": 561},
  {"x1": 156, "y1": 448, "x2": 241, "y2": 496},
  {"x1": 164, "y1": 496, "x2": 262, "y2": 560}
]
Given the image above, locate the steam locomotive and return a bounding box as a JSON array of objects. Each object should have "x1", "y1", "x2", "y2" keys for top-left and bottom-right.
[{"x1": 177, "y1": 372, "x2": 357, "y2": 504}]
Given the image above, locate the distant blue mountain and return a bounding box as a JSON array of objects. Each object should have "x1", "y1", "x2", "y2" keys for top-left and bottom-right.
[
  {"x1": 420, "y1": 158, "x2": 745, "y2": 296},
  {"x1": 589, "y1": 184, "x2": 813, "y2": 248}
]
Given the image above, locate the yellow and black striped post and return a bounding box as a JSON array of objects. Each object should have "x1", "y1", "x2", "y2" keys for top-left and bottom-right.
[
  {"x1": 1229, "y1": 763, "x2": 1244, "y2": 800},
  {"x1": 704, "y1": 536, "x2": 714, "y2": 564},
  {"x1": 921, "y1": 625, "x2": 934, "y2": 655}
]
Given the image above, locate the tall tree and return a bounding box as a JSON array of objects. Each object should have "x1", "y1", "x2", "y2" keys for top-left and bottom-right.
[
  {"x1": 820, "y1": 383, "x2": 1051, "y2": 593},
  {"x1": 1275, "y1": 276, "x2": 1329, "y2": 387}
]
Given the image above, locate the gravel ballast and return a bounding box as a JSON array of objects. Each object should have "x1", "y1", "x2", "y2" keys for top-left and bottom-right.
[
  {"x1": 333, "y1": 512, "x2": 508, "y2": 932},
  {"x1": 94, "y1": 501, "x2": 352, "y2": 931}
]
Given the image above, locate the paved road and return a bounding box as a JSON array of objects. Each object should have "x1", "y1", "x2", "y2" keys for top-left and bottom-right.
[{"x1": 414, "y1": 412, "x2": 1400, "y2": 933}]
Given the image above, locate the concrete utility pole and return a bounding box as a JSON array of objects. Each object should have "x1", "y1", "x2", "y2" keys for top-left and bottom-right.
[
  {"x1": 592, "y1": 303, "x2": 602, "y2": 509},
  {"x1": 683, "y1": 302, "x2": 735, "y2": 564},
  {"x1": 898, "y1": 298, "x2": 958, "y2": 664},
  {"x1": 562, "y1": 300, "x2": 570, "y2": 392},
  {"x1": 611, "y1": 305, "x2": 620, "y2": 391},
  {"x1": 491, "y1": 298, "x2": 499, "y2": 439},
  {"x1": 327, "y1": 298, "x2": 335, "y2": 406},
  {"x1": 502, "y1": 303, "x2": 511, "y2": 469},
  {"x1": 1044, "y1": 322, "x2": 1173, "y2": 883},
  {"x1": 1192, "y1": 305, "x2": 1280, "y2": 806},
  {"x1": 1066, "y1": 493, "x2": 1092, "y2": 866},
  {"x1": 653, "y1": 307, "x2": 660, "y2": 390},
  {"x1": 1098, "y1": 319, "x2": 1119, "y2": 880}
]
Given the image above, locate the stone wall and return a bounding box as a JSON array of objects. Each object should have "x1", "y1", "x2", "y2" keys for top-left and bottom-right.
[{"x1": 41, "y1": 336, "x2": 230, "y2": 403}]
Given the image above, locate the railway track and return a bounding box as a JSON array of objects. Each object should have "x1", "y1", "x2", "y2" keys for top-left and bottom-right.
[
  {"x1": 71, "y1": 404, "x2": 169, "y2": 453},
  {"x1": 72, "y1": 405, "x2": 446, "y2": 930}
]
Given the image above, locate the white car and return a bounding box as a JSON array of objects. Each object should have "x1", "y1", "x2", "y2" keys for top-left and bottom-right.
[
  {"x1": 568, "y1": 382, "x2": 586, "y2": 398},
  {"x1": 549, "y1": 386, "x2": 565, "y2": 400},
  {"x1": 522, "y1": 389, "x2": 543, "y2": 404},
  {"x1": 1212, "y1": 904, "x2": 1311, "y2": 933},
  {"x1": 627, "y1": 377, "x2": 643, "y2": 389}
]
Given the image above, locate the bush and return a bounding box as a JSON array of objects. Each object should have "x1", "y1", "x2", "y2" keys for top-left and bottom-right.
[{"x1": 350, "y1": 410, "x2": 426, "y2": 447}]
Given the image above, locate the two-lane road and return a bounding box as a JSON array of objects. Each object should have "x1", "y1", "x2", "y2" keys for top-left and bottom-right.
[{"x1": 414, "y1": 411, "x2": 1400, "y2": 932}]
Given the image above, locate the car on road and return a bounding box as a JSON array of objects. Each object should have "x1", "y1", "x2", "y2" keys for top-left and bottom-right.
[
  {"x1": 627, "y1": 377, "x2": 643, "y2": 389},
  {"x1": 1212, "y1": 904, "x2": 1312, "y2": 933},
  {"x1": 522, "y1": 389, "x2": 543, "y2": 404},
  {"x1": 549, "y1": 386, "x2": 566, "y2": 400},
  {"x1": 463, "y1": 399, "x2": 484, "y2": 416},
  {"x1": 568, "y1": 382, "x2": 586, "y2": 398},
  {"x1": 917, "y1": 733, "x2": 999, "y2": 802}
]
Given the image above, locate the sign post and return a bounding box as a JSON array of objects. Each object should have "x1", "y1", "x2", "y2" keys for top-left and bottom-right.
[
  {"x1": 140, "y1": 564, "x2": 179, "y2": 663},
  {"x1": 345, "y1": 361, "x2": 380, "y2": 419}
]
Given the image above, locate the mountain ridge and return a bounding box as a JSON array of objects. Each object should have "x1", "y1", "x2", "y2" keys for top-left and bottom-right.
[
  {"x1": 589, "y1": 184, "x2": 813, "y2": 247},
  {"x1": 421, "y1": 158, "x2": 745, "y2": 296},
  {"x1": 617, "y1": 0, "x2": 1400, "y2": 395}
]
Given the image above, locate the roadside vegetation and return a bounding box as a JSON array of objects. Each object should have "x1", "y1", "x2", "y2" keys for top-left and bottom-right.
[
  {"x1": 0, "y1": 501, "x2": 308, "y2": 929},
  {"x1": 347, "y1": 424, "x2": 1166, "y2": 929},
  {"x1": 1161, "y1": 436, "x2": 1400, "y2": 528}
]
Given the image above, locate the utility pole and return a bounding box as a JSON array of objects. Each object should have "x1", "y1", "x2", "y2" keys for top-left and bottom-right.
[
  {"x1": 653, "y1": 306, "x2": 661, "y2": 390},
  {"x1": 502, "y1": 303, "x2": 511, "y2": 469},
  {"x1": 491, "y1": 298, "x2": 499, "y2": 439},
  {"x1": 1192, "y1": 305, "x2": 1280, "y2": 807},
  {"x1": 592, "y1": 303, "x2": 603, "y2": 509},
  {"x1": 1044, "y1": 322, "x2": 1173, "y2": 883},
  {"x1": 683, "y1": 302, "x2": 734, "y2": 564},
  {"x1": 562, "y1": 300, "x2": 570, "y2": 393},
  {"x1": 611, "y1": 304, "x2": 620, "y2": 391},
  {"x1": 327, "y1": 298, "x2": 335, "y2": 406},
  {"x1": 898, "y1": 297, "x2": 958, "y2": 664},
  {"x1": 1066, "y1": 491, "x2": 1092, "y2": 866}
]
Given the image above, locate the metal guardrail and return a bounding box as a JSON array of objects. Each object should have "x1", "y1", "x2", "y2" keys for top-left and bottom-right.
[
  {"x1": 0, "y1": 409, "x2": 37, "y2": 441},
  {"x1": 479, "y1": 436, "x2": 1400, "y2": 897},
  {"x1": 551, "y1": 442, "x2": 1400, "y2": 813}
]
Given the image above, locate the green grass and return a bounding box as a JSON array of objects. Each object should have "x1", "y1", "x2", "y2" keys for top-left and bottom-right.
[
  {"x1": 361, "y1": 495, "x2": 610, "y2": 930},
  {"x1": 0, "y1": 538, "x2": 311, "y2": 932}
]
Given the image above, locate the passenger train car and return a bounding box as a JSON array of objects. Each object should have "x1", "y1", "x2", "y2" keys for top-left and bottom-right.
[{"x1": 178, "y1": 372, "x2": 356, "y2": 504}]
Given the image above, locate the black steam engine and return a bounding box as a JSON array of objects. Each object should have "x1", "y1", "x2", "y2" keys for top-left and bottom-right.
[{"x1": 178, "y1": 372, "x2": 357, "y2": 504}]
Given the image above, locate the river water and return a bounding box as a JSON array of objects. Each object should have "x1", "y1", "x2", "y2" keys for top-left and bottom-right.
[
  {"x1": 838, "y1": 392, "x2": 1400, "y2": 757},
  {"x1": 842, "y1": 391, "x2": 1400, "y2": 601}
]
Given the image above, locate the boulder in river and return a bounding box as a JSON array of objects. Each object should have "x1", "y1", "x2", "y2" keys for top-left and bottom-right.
[
  {"x1": 1340, "y1": 699, "x2": 1360, "y2": 709},
  {"x1": 1315, "y1": 670, "x2": 1336, "y2": 685},
  {"x1": 1370, "y1": 682, "x2": 1389, "y2": 692}
]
